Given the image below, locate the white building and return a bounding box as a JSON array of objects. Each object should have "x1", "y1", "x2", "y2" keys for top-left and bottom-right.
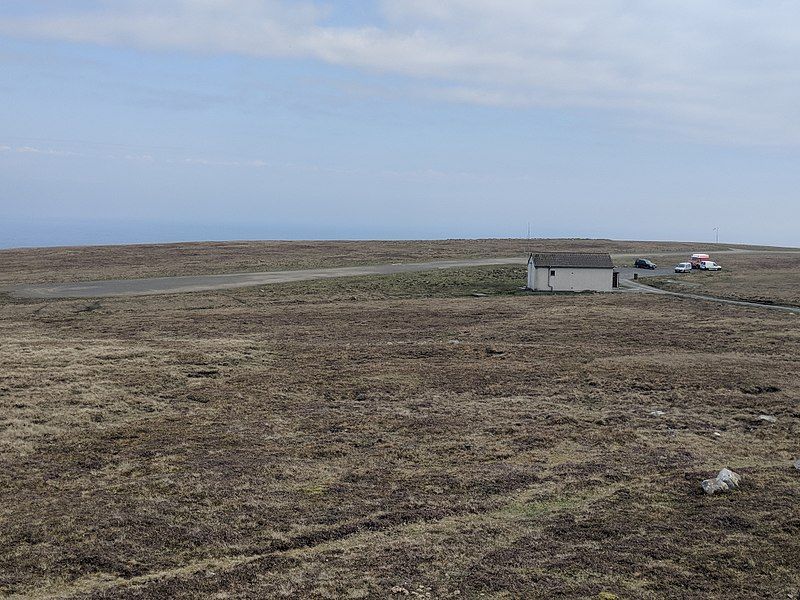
[{"x1": 527, "y1": 252, "x2": 616, "y2": 292}]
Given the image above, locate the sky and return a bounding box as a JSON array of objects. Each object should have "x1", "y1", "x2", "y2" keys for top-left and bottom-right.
[{"x1": 1, "y1": 1, "x2": 799, "y2": 248}]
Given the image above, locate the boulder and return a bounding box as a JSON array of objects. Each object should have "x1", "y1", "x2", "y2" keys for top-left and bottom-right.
[{"x1": 702, "y1": 468, "x2": 741, "y2": 495}]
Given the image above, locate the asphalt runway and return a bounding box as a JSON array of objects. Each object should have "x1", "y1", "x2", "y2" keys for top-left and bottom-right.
[
  {"x1": 6, "y1": 252, "x2": 799, "y2": 313},
  {"x1": 5, "y1": 257, "x2": 527, "y2": 299}
]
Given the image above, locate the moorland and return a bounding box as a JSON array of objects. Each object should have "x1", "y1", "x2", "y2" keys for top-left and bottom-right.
[{"x1": 0, "y1": 239, "x2": 798, "y2": 599}]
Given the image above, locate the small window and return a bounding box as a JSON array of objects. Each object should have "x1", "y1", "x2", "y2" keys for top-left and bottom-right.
[{"x1": 550, "y1": 270, "x2": 556, "y2": 276}]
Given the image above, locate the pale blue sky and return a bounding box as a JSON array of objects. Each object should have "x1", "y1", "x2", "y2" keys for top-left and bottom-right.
[{"x1": 1, "y1": 1, "x2": 799, "y2": 248}]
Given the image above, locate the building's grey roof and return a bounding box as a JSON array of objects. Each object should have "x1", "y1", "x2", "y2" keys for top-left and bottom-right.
[{"x1": 529, "y1": 252, "x2": 614, "y2": 269}]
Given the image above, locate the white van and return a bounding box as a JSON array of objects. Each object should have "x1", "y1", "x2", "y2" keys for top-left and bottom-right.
[{"x1": 699, "y1": 261, "x2": 722, "y2": 271}]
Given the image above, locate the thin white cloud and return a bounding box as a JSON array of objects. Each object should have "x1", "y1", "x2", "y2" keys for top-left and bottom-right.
[
  {"x1": 1, "y1": 140, "x2": 491, "y2": 180},
  {"x1": 14, "y1": 145, "x2": 84, "y2": 157},
  {"x1": 175, "y1": 157, "x2": 265, "y2": 168},
  {"x1": 2, "y1": 0, "x2": 800, "y2": 143}
]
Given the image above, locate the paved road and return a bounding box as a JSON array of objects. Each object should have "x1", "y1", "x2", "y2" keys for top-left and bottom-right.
[
  {"x1": 5, "y1": 252, "x2": 799, "y2": 315},
  {"x1": 5, "y1": 257, "x2": 527, "y2": 299},
  {"x1": 617, "y1": 261, "x2": 800, "y2": 314},
  {"x1": 621, "y1": 276, "x2": 800, "y2": 314},
  {"x1": 615, "y1": 266, "x2": 675, "y2": 280},
  {"x1": 0, "y1": 257, "x2": 697, "y2": 300}
]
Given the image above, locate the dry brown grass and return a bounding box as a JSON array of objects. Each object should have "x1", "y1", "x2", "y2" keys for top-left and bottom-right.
[
  {"x1": 0, "y1": 238, "x2": 781, "y2": 286},
  {"x1": 643, "y1": 251, "x2": 800, "y2": 307},
  {"x1": 0, "y1": 244, "x2": 799, "y2": 599}
]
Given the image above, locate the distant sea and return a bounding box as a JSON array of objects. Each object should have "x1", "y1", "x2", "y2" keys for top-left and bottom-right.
[
  {"x1": 0, "y1": 219, "x2": 515, "y2": 249},
  {"x1": 1, "y1": 219, "x2": 796, "y2": 250}
]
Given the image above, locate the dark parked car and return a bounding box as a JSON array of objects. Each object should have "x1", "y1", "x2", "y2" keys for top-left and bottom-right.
[{"x1": 634, "y1": 258, "x2": 657, "y2": 269}]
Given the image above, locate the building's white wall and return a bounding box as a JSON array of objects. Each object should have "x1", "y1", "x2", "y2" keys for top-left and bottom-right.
[
  {"x1": 527, "y1": 265, "x2": 613, "y2": 292},
  {"x1": 533, "y1": 267, "x2": 551, "y2": 290},
  {"x1": 527, "y1": 260, "x2": 535, "y2": 289}
]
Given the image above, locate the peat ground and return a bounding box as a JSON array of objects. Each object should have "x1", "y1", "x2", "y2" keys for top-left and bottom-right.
[{"x1": 0, "y1": 248, "x2": 798, "y2": 598}]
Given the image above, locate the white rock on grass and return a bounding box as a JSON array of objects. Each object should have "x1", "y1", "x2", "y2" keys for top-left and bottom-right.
[
  {"x1": 390, "y1": 586, "x2": 410, "y2": 596},
  {"x1": 702, "y1": 468, "x2": 742, "y2": 495},
  {"x1": 794, "y1": 459, "x2": 800, "y2": 471},
  {"x1": 758, "y1": 414, "x2": 778, "y2": 423}
]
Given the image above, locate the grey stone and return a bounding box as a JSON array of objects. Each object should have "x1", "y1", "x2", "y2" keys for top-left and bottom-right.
[
  {"x1": 390, "y1": 586, "x2": 410, "y2": 596},
  {"x1": 701, "y1": 468, "x2": 741, "y2": 495},
  {"x1": 794, "y1": 459, "x2": 800, "y2": 471},
  {"x1": 650, "y1": 410, "x2": 666, "y2": 417},
  {"x1": 758, "y1": 414, "x2": 777, "y2": 423}
]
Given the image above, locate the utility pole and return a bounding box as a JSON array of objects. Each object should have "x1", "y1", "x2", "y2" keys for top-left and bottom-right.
[{"x1": 527, "y1": 222, "x2": 531, "y2": 253}]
